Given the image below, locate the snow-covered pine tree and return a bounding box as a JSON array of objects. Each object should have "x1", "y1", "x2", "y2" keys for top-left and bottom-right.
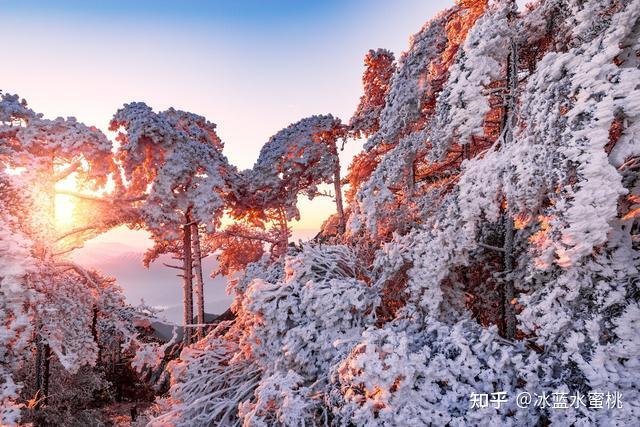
[
  {"x1": 349, "y1": 49, "x2": 396, "y2": 139},
  {"x1": 226, "y1": 114, "x2": 346, "y2": 255},
  {"x1": 152, "y1": 1, "x2": 639, "y2": 425},
  {"x1": 2, "y1": 0, "x2": 634, "y2": 424},
  {"x1": 251, "y1": 115, "x2": 346, "y2": 232},
  {"x1": 347, "y1": 1, "x2": 489, "y2": 240},
  {"x1": 152, "y1": 244, "x2": 377, "y2": 426},
  {"x1": 0, "y1": 173, "x2": 37, "y2": 425},
  {"x1": 111, "y1": 103, "x2": 234, "y2": 344},
  {"x1": 0, "y1": 92, "x2": 119, "y2": 411},
  {"x1": 1, "y1": 94, "x2": 153, "y2": 424}
]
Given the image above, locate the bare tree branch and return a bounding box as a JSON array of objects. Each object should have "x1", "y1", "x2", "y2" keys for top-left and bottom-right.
[
  {"x1": 478, "y1": 242, "x2": 506, "y2": 252},
  {"x1": 52, "y1": 160, "x2": 82, "y2": 182},
  {"x1": 163, "y1": 263, "x2": 185, "y2": 270},
  {"x1": 54, "y1": 262, "x2": 99, "y2": 286},
  {"x1": 55, "y1": 225, "x2": 99, "y2": 242},
  {"x1": 55, "y1": 189, "x2": 147, "y2": 203}
]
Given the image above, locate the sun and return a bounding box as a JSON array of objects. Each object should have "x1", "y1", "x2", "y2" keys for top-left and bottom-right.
[
  {"x1": 54, "y1": 174, "x2": 79, "y2": 229},
  {"x1": 55, "y1": 193, "x2": 76, "y2": 228},
  {"x1": 52, "y1": 165, "x2": 116, "y2": 231}
]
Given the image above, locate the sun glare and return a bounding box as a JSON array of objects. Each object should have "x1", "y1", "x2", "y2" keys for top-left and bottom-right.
[
  {"x1": 55, "y1": 194, "x2": 76, "y2": 228},
  {"x1": 54, "y1": 173, "x2": 79, "y2": 229}
]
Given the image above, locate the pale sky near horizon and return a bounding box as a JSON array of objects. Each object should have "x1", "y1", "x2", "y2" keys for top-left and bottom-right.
[{"x1": 3, "y1": 0, "x2": 456, "y2": 322}]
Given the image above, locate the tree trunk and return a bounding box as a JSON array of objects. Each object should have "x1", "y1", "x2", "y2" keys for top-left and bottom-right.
[
  {"x1": 91, "y1": 306, "x2": 101, "y2": 362},
  {"x1": 503, "y1": 216, "x2": 516, "y2": 339},
  {"x1": 333, "y1": 160, "x2": 345, "y2": 234},
  {"x1": 500, "y1": 5, "x2": 519, "y2": 340},
  {"x1": 42, "y1": 344, "x2": 50, "y2": 406},
  {"x1": 34, "y1": 334, "x2": 51, "y2": 409},
  {"x1": 463, "y1": 142, "x2": 471, "y2": 160},
  {"x1": 182, "y1": 216, "x2": 194, "y2": 345},
  {"x1": 405, "y1": 151, "x2": 416, "y2": 198},
  {"x1": 191, "y1": 223, "x2": 205, "y2": 341},
  {"x1": 34, "y1": 330, "x2": 43, "y2": 408},
  {"x1": 114, "y1": 337, "x2": 123, "y2": 402},
  {"x1": 33, "y1": 160, "x2": 56, "y2": 407},
  {"x1": 276, "y1": 206, "x2": 289, "y2": 256}
]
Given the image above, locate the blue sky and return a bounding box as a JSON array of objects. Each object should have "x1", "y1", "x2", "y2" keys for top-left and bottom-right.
[
  {"x1": 4, "y1": 1, "x2": 346, "y2": 22},
  {"x1": 2, "y1": 0, "x2": 454, "y2": 165}
]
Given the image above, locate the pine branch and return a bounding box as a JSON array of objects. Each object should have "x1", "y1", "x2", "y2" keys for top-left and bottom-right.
[
  {"x1": 220, "y1": 230, "x2": 277, "y2": 244},
  {"x1": 52, "y1": 245, "x2": 83, "y2": 257},
  {"x1": 478, "y1": 242, "x2": 505, "y2": 252},
  {"x1": 56, "y1": 189, "x2": 147, "y2": 203},
  {"x1": 52, "y1": 160, "x2": 82, "y2": 182},
  {"x1": 481, "y1": 86, "x2": 508, "y2": 95},
  {"x1": 54, "y1": 262, "x2": 99, "y2": 286},
  {"x1": 163, "y1": 263, "x2": 184, "y2": 270},
  {"x1": 55, "y1": 225, "x2": 99, "y2": 242}
]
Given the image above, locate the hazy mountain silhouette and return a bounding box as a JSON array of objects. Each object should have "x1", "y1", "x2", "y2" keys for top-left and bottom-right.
[{"x1": 71, "y1": 234, "x2": 233, "y2": 325}]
